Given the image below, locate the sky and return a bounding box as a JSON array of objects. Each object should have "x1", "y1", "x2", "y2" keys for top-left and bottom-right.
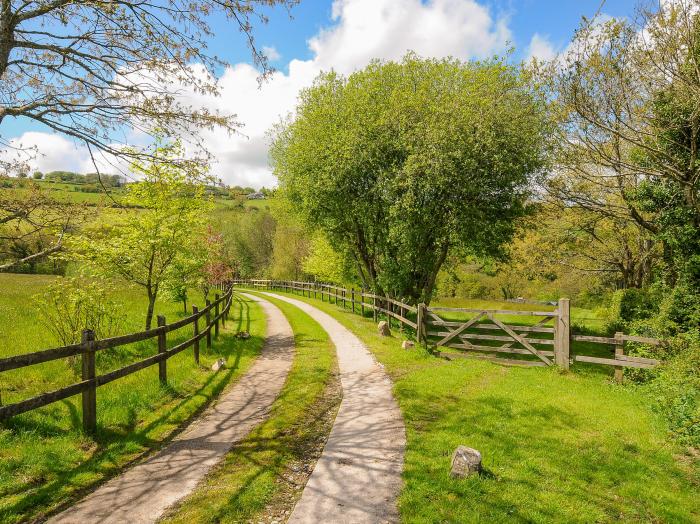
[{"x1": 1, "y1": 0, "x2": 638, "y2": 188}]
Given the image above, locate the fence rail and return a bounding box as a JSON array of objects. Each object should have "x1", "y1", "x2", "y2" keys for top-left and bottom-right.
[
  {"x1": 233, "y1": 279, "x2": 664, "y2": 376},
  {"x1": 0, "y1": 288, "x2": 233, "y2": 432}
]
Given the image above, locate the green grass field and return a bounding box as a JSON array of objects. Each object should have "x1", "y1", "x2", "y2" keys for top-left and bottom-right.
[
  {"x1": 0, "y1": 274, "x2": 265, "y2": 523},
  {"x1": 255, "y1": 289, "x2": 700, "y2": 523},
  {"x1": 162, "y1": 293, "x2": 341, "y2": 523}
]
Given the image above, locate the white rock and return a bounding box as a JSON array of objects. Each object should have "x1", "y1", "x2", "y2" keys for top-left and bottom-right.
[
  {"x1": 211, "y1": 357, "x2": 226, "y2": 371},
  {"x1": 450, "y1": 446, "x2": 482, "y2": 478},
  {"x1": 401, "y1": 340, "x2": 415, "y2": 349},
  {"x1": 377, "y1": 321, "x2": 391, "y2": 337}
]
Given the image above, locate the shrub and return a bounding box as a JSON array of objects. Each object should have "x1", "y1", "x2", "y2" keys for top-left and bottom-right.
[
  {"x1": 34, "y1": 278, "x2": 125, "y2": 347},
  {"x1": 645, "y1": 331, "x2": 700, "y2": 448}
]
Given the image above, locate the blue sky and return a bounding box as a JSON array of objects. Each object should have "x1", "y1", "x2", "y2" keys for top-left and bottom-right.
[{"x1": 2, "y1": 0, "x2": 639, "y2": 187}]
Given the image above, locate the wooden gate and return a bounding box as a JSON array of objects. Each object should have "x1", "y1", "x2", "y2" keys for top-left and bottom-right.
[{"x1": 424, "y1": 304, "x2": 567, "y2": 367}]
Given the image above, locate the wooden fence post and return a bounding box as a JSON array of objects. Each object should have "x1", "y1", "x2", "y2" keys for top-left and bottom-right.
[
  {"x1": 157, "y1": 315, "x2": 167, "y2": 384},
  {"x1": 81, "y1": 329, "x2": 96, "y2": 434},
  {"x1": 342, "y1": 289, "x2": 346, "y2": 309},
  {"x1": 614, "y1": 332, "x2": 624, "y2": 383},
  {"x1": 361, "y1": 289, "x2": 365, "y2": 317},
  {"x1": 205, "y1": 299, "x2": 212, "y2": 349},
  {"x1": 373, "y1": 295, "x2": 377, "y2": 322},
  {"x1": 193, "y1": 305, "x2": 200, "y2": 365},
  {"x1": 214, "y1": 294, "x2": 220, "y2": 338},
  {"x1": 416, "y1": 304, "x2": 425, "y2": 346},
  {"x1": 555, "y1": 298, "x2": 570, "y2": 370}
]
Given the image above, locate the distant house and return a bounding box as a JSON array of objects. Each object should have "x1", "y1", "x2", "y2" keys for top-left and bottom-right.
[{"x1": 247, "y1": 191, "x2": 265, "y2": 200}]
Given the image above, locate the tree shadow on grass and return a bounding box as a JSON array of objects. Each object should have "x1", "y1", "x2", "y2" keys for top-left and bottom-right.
[{"x1": 0, "y1": 331, "x2": 264, "y2": 522}]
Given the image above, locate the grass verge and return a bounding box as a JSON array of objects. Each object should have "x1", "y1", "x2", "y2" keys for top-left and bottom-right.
[
  {"x1": 160, "y1": 292, "x2": 341, "y2": 524},
  {"x1": 0, "y1": 284, "x2": 264, "y2": 523},
  {"x1": 258, "y1": 289, "x2": 700, "y2": 523}
]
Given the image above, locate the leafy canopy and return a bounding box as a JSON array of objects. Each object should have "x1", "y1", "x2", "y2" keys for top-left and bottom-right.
[{"x1": 271, "y1": 53, "x2": 550, "y2": 304}]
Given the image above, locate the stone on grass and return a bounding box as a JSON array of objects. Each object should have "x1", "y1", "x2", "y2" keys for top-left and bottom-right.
[
  {"x1": 450, "y1": 446, "x2": 482, "y2": 478},
  {"x1": 237, "y1": 331, "x2": 250, "y2": 339},
  {"x1": 401, "y1": 340, "x2": 415, "y2": 350},
  {"x1": 377, "y1": 321, "x2": 391, "y2": 337},
  {"x1": 211, "y1": 358, "x2": 226, "y2": 371}
]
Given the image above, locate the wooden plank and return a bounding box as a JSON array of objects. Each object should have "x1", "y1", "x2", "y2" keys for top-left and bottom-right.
[
  {"x1": 435, "y1": 351, "x2": 548, "y2": 367},
  {"x1": 81, "y1": 329, "x2": 96, "y2": 433},
  {"x1": 0, "y1": 342, "x2": 84, "y2": 372},
  {"x1": 426, "y1": 320, "x2": 554, "y2": 333},
  {"x1": 436, "y1": 312, "x2": 485, "y2": 347},
  {"x1": 621, "y1": 334, "x2": 663, "y2": 345},
  {"x1": 618, "y1": 354, "x2": 659, "y2": 365},
  {"x1": 426, "y1": 330, "x2": 554, "y2": 345},
  {"x1": 428, "y1": 307, "x2": 556, "y2": 317},
  {"x1": 487, "y1": 313, "x2": 553, "y2": 365},
  {"x1": 571, "y1": 334, "x2": 618, "y2": 345},
  {"x1": 157, "y1": 316, "x2": 167, "y2": 384},
  {"x1": 574, "y1": 355, "x2": 657, "y2": 369},
  {"x1": 0, "y1": 380, "x2": 91, "y2": 419},
  {"x1": 442, "y1": 343, "x2": 555, "y2": 357}
]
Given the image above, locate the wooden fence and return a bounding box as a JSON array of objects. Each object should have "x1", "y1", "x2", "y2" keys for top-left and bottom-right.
[
  {"x1": 0, "y1": 289, "x2": 233, "y2": 432},
  {"x1": 233, "y1": 279, "x2": 663, "y2": 374}
]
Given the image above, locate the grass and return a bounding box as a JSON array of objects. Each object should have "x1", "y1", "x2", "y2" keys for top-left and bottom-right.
[
  {"x1": 161, "y1": 292, "x2": 340, "y2": 523},
  {"x1": 0, "y1": 274, "x2": 265, "y2": 523},
  {"x1": 255, "y1": 288, "x2": 700, "y2": 523}
]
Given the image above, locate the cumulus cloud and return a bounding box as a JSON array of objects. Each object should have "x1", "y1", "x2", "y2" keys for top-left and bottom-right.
[
  {"x1": 526, "y1": 33, "x2": 557, "y2": 62},
  {"x1": 3, "y1": 0, "x2": 512, "y2": 188},
  {"x1": 262, "y1": 46, "x2": 281, "y2": 61}
]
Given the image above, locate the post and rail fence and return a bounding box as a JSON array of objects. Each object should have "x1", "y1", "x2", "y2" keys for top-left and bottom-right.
[
  {"x1": 0, "y1": 288, "x2": 233, "y2": 433},
  {"x1": 232, "y1": 279, "x2": 663, "y2": 374}
]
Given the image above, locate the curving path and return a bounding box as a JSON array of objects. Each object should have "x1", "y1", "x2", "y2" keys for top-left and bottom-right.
[
  {"x1": 260, "y1": 292, "x2": 406, "y2": 524},
  {"x1": 49, "y1": 294, "x2": 294, "y2": 524}
]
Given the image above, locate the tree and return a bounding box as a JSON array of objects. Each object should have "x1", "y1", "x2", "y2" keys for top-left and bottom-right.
[
  {"x1": 271, "y1": 53, "x2": 550, "y2": 304},
  {"x1": 549, "y1": 1, "x2": 700, "y2": 327},
  {"x1": 70, "y1": 140, "x2": 208, "y2": 329},
  {"x1": 0, "y1": 0, "x2": 296, "y2": 170}
]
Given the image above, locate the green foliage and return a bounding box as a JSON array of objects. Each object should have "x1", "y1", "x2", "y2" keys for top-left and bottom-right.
[
  {"x1": 605, "y1": 288, "x2": 657, "y2": 333},
  {"x1": 33, "y1": 277, "x2": 125, "y2": 347},
  {"x1": 646, "y1": 332, "x2": 700, "y2": 447},
  {"x1": 272, "y1": 53, "x2": 550, "y2": 304},
  {"x1": 302, "y1": 232, "x2": 352, "y2": 284},
  {"x1": 69, "y1": 139, "x2": 209, "y2": 328}
]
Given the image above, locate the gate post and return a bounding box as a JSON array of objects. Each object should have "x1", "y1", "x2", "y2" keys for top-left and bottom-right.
[
  {"x1": 193, "y1": 305, "x2": 200, "y2": 364},
  {"x1": 157, "y1": 315, "x2": 167, "y2": 384},
  {"x1": 81, "y1": 329, "x2": 97, "y2": 434},
  {"x1": 555, "y1": 298, "x2": 570, "y2": 370},
  {"x1": 417, "y1": 303, "x2": 426, "y2": 346}
]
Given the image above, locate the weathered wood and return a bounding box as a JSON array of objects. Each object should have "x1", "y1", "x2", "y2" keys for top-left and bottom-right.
[
  {"x1": 193, "y1": 305, "x2": 200, "y2": 365},
  {"x1": 436, "y1": 351, "x2": 548, "y2": 367},
  {"x1": 0, "y1": 379, "x2": 90, "y2": 419},
  {"x1": 361, "y1": 289, "x2": 365, "y2": 317},
  {"x1": 157, "y1": 316, "x2": 167, "y2": 385},
  {"x1": 428, "y1": 306, "x2": 556, "y2": 317},
  {"x1": 426, "y1": 330, "x2": 554, "y2": 345},
  {"x1": 0, "y1": 342, "x2": 84, "y2": 372},
  {"x1": 426, "y1": 320, "x2": 555, "y2": 334},
  {"x1": 555, "y1": 298, "x2": 570, "y2": 370},
  {"x1": 436, "y1": 312, "x2": 486, "y2": 347},
  {"x1": 618, "y1": 354, "x2": 659, "y2": 365},
  {"x1": 487, "y1": 313, "x2": 553, "y2": 365},
  {"x1": 574, "y1": 354, "x2": 656, "y2": 369},
  {"x1": 442, "y1": 343, "x2": 555, "y2": 357},
  {"x1": 614, "y1": 332, "x2": 624, "y2": 383},
  {"x1": 214, "y1": 294, "x2": 220, "y2": 338},
  {"x1": 205, "y1": 299, "x2": 212, "y2": 349},
  {"x1": 417, "y1": 303, "x2": 426, "y2": 345},
  {"x1": 81, "y1": 329, "x2": 96, "y2": 434}
]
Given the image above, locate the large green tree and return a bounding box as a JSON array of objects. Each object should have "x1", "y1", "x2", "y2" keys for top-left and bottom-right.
[{"x1": 271, "y1": 54, "x2": 550, "y2": 304}]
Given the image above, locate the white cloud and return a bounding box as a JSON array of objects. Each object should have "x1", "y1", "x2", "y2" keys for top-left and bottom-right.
[
  {"x1": 262, "y1": 46, "x2": 281, "y2": 61},
  {"x1": 526, "y1": 33, "x2": 557, "y2": 62},
  {"x1": 3, "y1": 0, "x2": 512, "y2": 188}
]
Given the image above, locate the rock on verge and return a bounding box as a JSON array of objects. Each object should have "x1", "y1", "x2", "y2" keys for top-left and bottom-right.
[
  {"x1": 450, "y1": 446, "x2": 482, "y2": 478},
  {"x1": 377, "y1": 321, "x2": 391, "y2": 337},
  {"x1": 401, "y1": 340, "x2": 415, "y2": 349},
  {"x1": 211, "y1": 358, "x2": 226, "y2": 371}
]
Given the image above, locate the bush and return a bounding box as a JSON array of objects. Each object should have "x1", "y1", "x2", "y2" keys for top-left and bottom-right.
[
  {"x1": 34, "y1": 278, "x2": 125, "y2": 347},
  {"x1": 645, "y1": 331, "x2": 700, "y2": 448},
  {"x1": 605, "y1": 288, "x2": 657, "y2": 332}
]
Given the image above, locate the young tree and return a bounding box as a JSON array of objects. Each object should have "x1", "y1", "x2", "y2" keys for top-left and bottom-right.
[
  {"x1": 271, "y1": 53, "x2": 550, "y2": 304},
  {"x1": 71, "y1": 140, "x2": 209, "y2": 329}
]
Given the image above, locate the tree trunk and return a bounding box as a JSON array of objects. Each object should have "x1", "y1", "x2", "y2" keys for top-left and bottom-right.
[
  {"x1": 183, "y1": 297, "x2": 187, "y2": 313},
  {"x1": 145, "y1": 291, "x2": 156, "y2": 330}
]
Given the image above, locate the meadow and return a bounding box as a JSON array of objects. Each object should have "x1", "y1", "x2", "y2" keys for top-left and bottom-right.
[
  {"x1": 259, "y1": 290, "x2": 700, "y2": 523},
  {"x1": 0, "y1": 273, "x2": 265, "y2": 523}
]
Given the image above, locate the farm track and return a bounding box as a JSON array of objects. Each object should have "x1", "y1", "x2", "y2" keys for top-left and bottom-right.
[
  {"x1": 259, "y1": 292, "x2": 405, "y2": 524},
  {"x1": 48, "y1": 294, "x2": 294, "y2": 524}
]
